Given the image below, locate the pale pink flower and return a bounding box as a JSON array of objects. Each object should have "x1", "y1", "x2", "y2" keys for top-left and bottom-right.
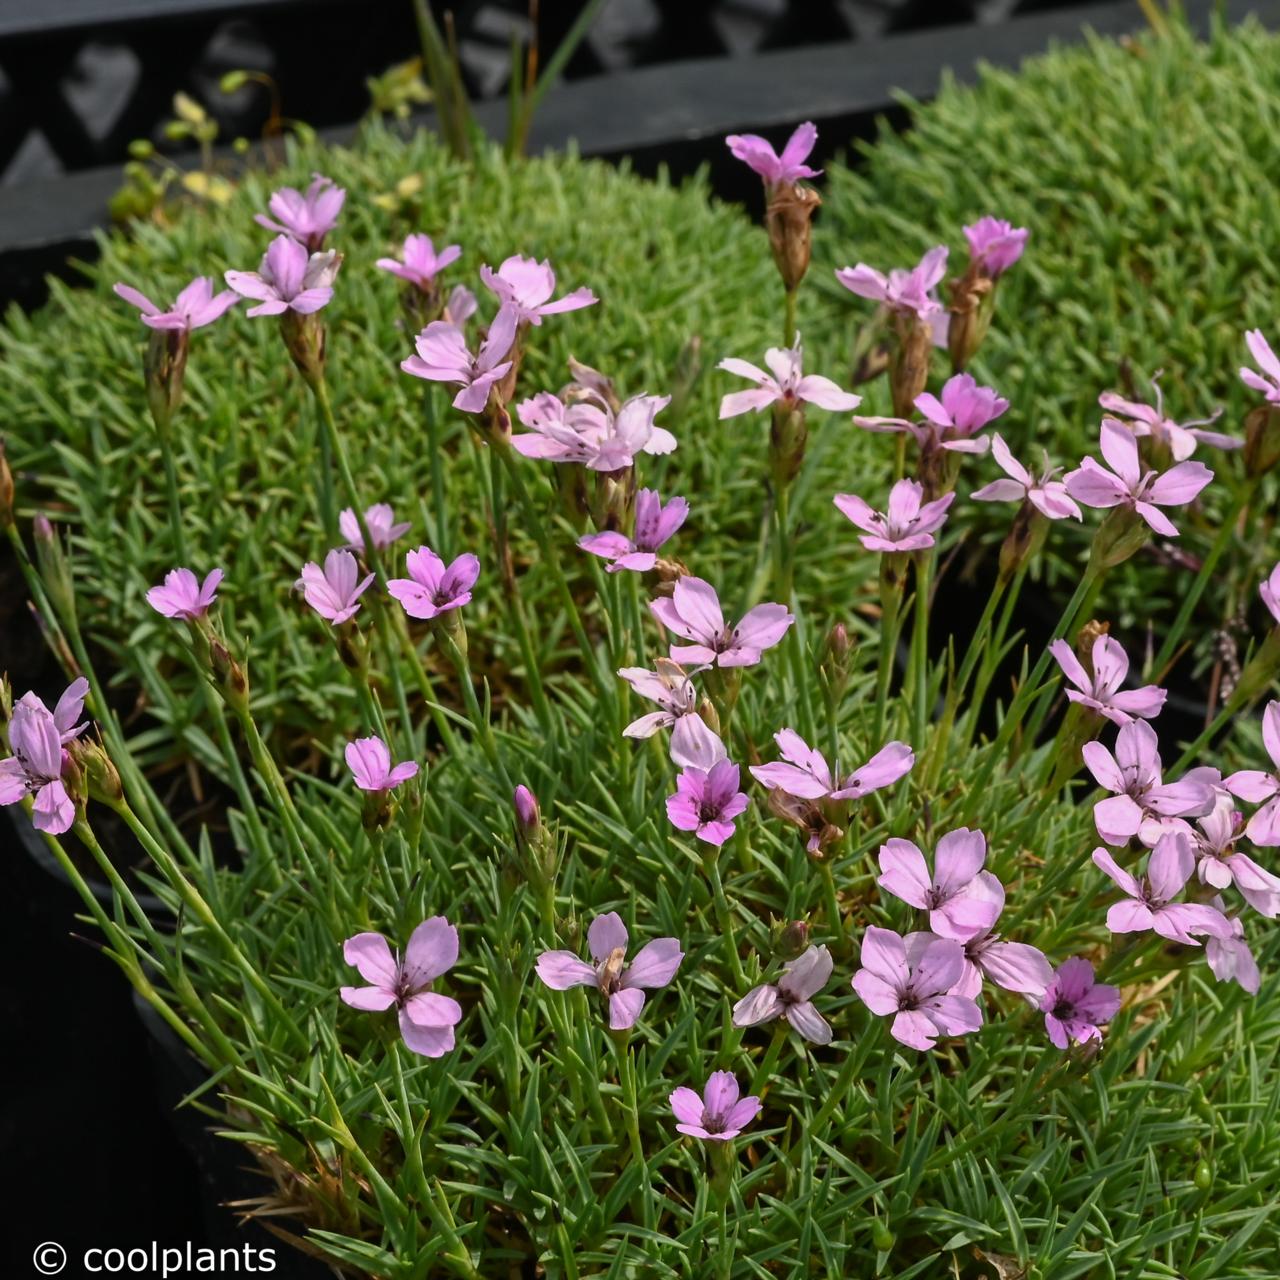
[
  {"x1": 669, "y1": 1071, "x2": 761, "y2": 1142},
  {"x1": 717, "y1": 339, "x2": 860, "y2": 419},
  {"x1": 649, "y1": 576, "x2": 792, "y2": 668},
  {"x1": 1260, "y1": 563, "x2": 1280, "y2": 625},
  {"x1": 1205, "y1": 900, "x2": 1261, "y2": 994},
  {"x1": 834, "y1": 479, "x2": 954, "y2": 552},
  {"x1": 619, "y1": 659, "x2": 698, "y2": 739},
  {"x1": 296, "y1": 549, "x2": 375, "y2": 624},
  {"x1": 535, "y1": 911, "x2": 683, "y2": 1030},
  {"x1": 387, "y1": 547, "x2": 479, "y2": 621},
  {"x1": 479, "y1": 254, "x2": 596, "y2": 326},
  {"x1": 963, "y1": 216, "x2": 1028, "y2": 278},
  {"x1": 1240, "y1": 329, "x2": 1280, "y2": 405},
  {"x1": 1225, "y1": 700, "x2": 1280, "y2": 846},
  {"x1": 442, "y1": 285, "x2": 477, "y2": 327},
  {"x1": 835, "y1": 246, "x2": 948, "y2": 323},
  {"x1": 855, "y1": 373, "x2": 1007, "y2": 454},
  {"x1": 579, "y1": 489, "x2": 688, "y2": 572},
  {"x1": 113, "y1": 277, "x2": 238, "y2": 330},
  {"x1": 376, "y1": 234, "x2": 461, "y2": 291},
  {"x1": 0, "y1": 679, "x2": 90, "y2": 835},
  {"x1": 877, "y1": 828, "x2": 1003, "y2": 941},
  {"x1": 146, "y1": 567, "x2": 223, "y2": 619},
  {"x1": 340, "y1": 918, "x2": 461, "y2": 1058},
  {"x1": 667, "y1": 759, "x2": 749, "y2": 846},
  {"x1": 345, "y1": 736, "x2": 418, "y2": 792},
  {"x1": 510, "y1": 392, "x2": 676, "y2": 470},
  {"x1": 971, "y1": 434, "x2": 1081, "y2": 520},
  {"x1": 726, "y1": 121, "x2": 820, "y2": 186},
  {"x1": 950, "y1": 878, "x2": 1053, "y2": 999},
  {"x1": 749, "y1": 729, "x2": 913, "y2": 802},
  {"x1": 339, "y1": 503, "x2": 411, "y2": 553},
  {"x1": 1048, "y1": 633, "x2": 1166, "y2": 725},
  {"x1": 733, "y1": 944, "x2": 834, "y2": 1045},
  {"x1": 1063, "y1": 420, "x2": 1213, "y2": 536},
  {"x1": 400, "y1": 306, "x2": 517, "y2": 413},
  {"x1": 254, "y1": 173, "x2": 345, "y2": 249},
  {"x1": 1099, "y1": 375, "x2": 1236, "y2": 462},
  {"x1": 225, "y1": 236, "x2": 341, "y2": 316},
  {"x1": 1039, "y1": 957, "x2": 1119, "y2": 1050},
  {"x1": 1190, "y1": 789, "x2": 1280, "y2": 916}
]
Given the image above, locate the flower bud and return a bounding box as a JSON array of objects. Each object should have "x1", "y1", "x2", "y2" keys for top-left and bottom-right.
[
  {"x1": 564, "y1": 357, "x2": 620, "y2": 414},
  {"x1": 946, "y1": 273, "x2": 996, "y2": 372},
  {"x1": 513, "y1": 784, "x2": 540, "y2": 834},
  {"x1": 1243, "y1": 403, "x2": 1280, "y2": 477},
  {"x1": 769, "y1": 403, "x2": 807, "y2": 489},
  {"x1": 0, "y1": 439, "x2": 14, "y2": 531},
  {"x1": 773, "y1": 919, "x2": 810, "y2": 960},
  {"x1": 144, "y1": 327, "x2": 190, "y2": 427},
  {"x1": 1088, "y1": 505, "x2": 1149, "y2": 571},
  {"x1": 209, "y1": 637, "x2": 250, "y2": 712},
  {"x1": 888, "y1": 315, "x2": 934, "y2": 420},
  {"x1": 765, "y1": 182, "x2": 821, "y2": 292},
  {"x1": 822, "y1": 622, "x2": 853, "y2": 699},
  {"x1": 997, "y1": 501, "x2": 1048, "y2": 579},
  {"x1": 66, "y1": 737, "x2": 124, "y2": 808},
  {"x1": 280, "y1": 310, "x2": 327, "y2": 387}
]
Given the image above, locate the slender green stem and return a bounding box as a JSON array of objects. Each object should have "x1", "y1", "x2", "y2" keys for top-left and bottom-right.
[
  {"x1": 783, "y1": 287, "x2": 797, "y2": 347},
  {"x1": 748, "y1": 1022, "x2": 790, "y2": 1095},
  {"x1": 909, "y1": 550, "x2": 935, "y2": 747},
  {"x1": 152, "y1": 415, "x2": 188, "y2": 563},
  {"x1": 872, "y1": 569, "x2": 903, "y2": 744},
  {"x1": 703, "y1": 853, "x2": 746, "y2": 989}
]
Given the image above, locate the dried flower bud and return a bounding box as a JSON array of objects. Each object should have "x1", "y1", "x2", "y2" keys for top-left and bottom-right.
[
  {"x1": 144, "y1": 327, "x2": 190, "y2": 427},
  {"x1": 997, "y1": 501, "x2": 1048, "y2": 579},
  {"x1": 765, "y1": 183, "x2": 821, "y2": 292},
  {"x1": 889, "y1": 315, "x2": 934, "y2": 420},
  {"x1": 209, "y1": 637, "x2": 250, "y2": 711},
  {"x1": 769, "y1": 403, "x2": 808, "y2": 489},
  {"x1": 946, "y1": 273, "x2": 996, "y2": 372},
  {"x1": 280, "y1": 309, "x2": 328, "y2": 387},
  {"x1": 1243, "y1": 403, "x2": 1280, "y2": 477}
]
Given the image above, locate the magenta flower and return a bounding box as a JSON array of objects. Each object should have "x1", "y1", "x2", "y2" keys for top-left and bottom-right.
[
  {"x1": 1048, "y1": 634, "x2": 1166, "y2": 725},
  {"x1": 1191, "y1": 789, "x2": 1280, "y2": 915},
  {"x1": 1241, "y1": 329, "x2": 1280, "y2": 404},
  {"x1": 387, "y1": 546, "x2": 479, "y2": 621},
  {"x1": 1205, "y1": 901, "x2": 1261, "y2": 994},
  {"x1": 113, "y1": 277, "x2": 238, "y2": 330},
  {"x1": 340, "y1": 917, "x2": 461, "y2": 1058},
  {"x1": 443, "y1": 284, "x2": 477, "y2": 327},
  {"x1": 1225, "y1": 700, "x2": 1280, "y2": 846},
  {"x1": 339, "y1": 503, "x2": 411, "y2": 553},
  {"x1": 732, "y1": 944, "x2": 834, "y2": 1045},
  {"x1": 718, "y1": 339, "x2": 860, "y2": 419},
  {"x1": 856, "y1": 374, "x2": 1008, "y2": 454},
  {"x1": 667, "y1": 759, "x2": 749, "y2": 846},
  {"x1": 1099, "y1": 377, "x2": 1236, "y2": 462},
  {"x1": 376, "y1": 234, "x2": 461, "y2": 291},
  {"x1": 511, "y1": 392, "x2": 676, "y2": 469},
  {"x1": 513, "y1": 784, "x2": 539, "y2": 831},
  {"x1": 1082, "y1": 721, "x2": 1217, "y2": 846},
  {"x1": 296, "y1": 549, "x2": 375, "y2": 625},
  {"x1": 835, "y1": 246, "x2": 948, "y2": 323},
  {"x1": 963, "y1": 216, "x2": 1028, "y2": 278},
  {"x1": 579, "y1": 489, "x2": 688, "y2": 573},
  {"x1": 254, "y1": 173, "x2": 345, "y2": 249},
  {"x1": 401, "y1": 307, "x2": 517, "y2": 413},
  {"x1": 951, "y1": 879, "x2": 1053, "y2": 1000},
  {"x1": 834, "y1": 479, "x2": 955, "y2": 553},
  {"x1": 650, "y1": 576, "x2": 792, "y2": 668},
  {"x1": 535, "y1": 911, "x2": 683, "y2": 1030},
  {"x1": 877, "y1": 828, "x2": 1003, "y2": 941},
  {"x1": 971, "y1": 434, "x2": 1081, "y2": 520},
  {"x1": 851, "y1": 927, "x2": 982, "y2": 1051},
  {"x1": 225, "y1": 236, "x2": 341, "y2": 316},
  {"x1": 345, "y1": 736, "x2": 418, "y2": 793},
  {"x1": 479, "y1": 254, "x2": 596, "y2": 326},
  {"x1": 669, "y1": 1071, "x2": 761, "y2": 1142},
  {"x1": 146, "y1": 567, "x2": 223, "y2": 620},
  {"x1": 1093, "y1": 834, "x2": 1232, "y2": 945},
  {"x1": 0, "y1": 679, "x2": 90, "y2": 835},
  {"x1": 749, "y1": 729, "x2": 913, "y2": 802},
  {"x1": 1039, "y1": 957, "x2": 1120, "y2": 1050},
  {"x1": 1063, "y1": 421, "x2": 1213, "y2": 536},
  {"x1": 725, "y1": 121, "x2": 820, "y2": 186}
]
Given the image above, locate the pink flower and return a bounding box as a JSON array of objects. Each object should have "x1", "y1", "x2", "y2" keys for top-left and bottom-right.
[
  {"x1": 649, "y1": 576, "x2": 792, "y2": 668},
  {"x1": 146, "y1": 567, "x2": 223, "y2": 619},
  {"x1": 749, "y1": 729, "x2": 913, "y2": 801},
  {"x1": 717, "y1": 339, "x2": 860, "y2": 419},
  {"x1": 1039, "y1": 957, "x2": 1119, "y2": 1050},
  {"x1": 113, "y1": 277, "x2": 238, "y2": 330},
  {"x1": 0, "y1": 679, "x2": 90, "y2": 835},
  {"x1": 1240, "y1": 329, "x2": 1280, "y2": 405},
  {"x1": 1225, "y1": 700, "x2": 1280, "y2": 846},
  {"x1": 951, "y1": 879, "x2": 1053, "y2": 999},
  {"x1": 387, "y1": 546, "x2": 479, "y2": 621},
  {"x1": 376, "y1": 234, "x2": 461, "y2": 291},
  {"x1": 579, "y1": 489, "x2": 688, "y2": 572},
  {"x1": 225, "y1": 236, "x2": 341, "y2": 316},
  {"x1": 511, "y1": 392, "x2": 676, "y2": 471},
  {"x1": 1099, "y1": 375, "x2": 1236, "y2": 462},
  {"x1": 1093, "y1": 833, "x2": 1233, "y2": 945},
  {"x1": 1260, "y1": 563, "x2": 1280, "y2": 625},
  {"x1": 669, "y1": 1071, "x2": 761, "y2": 1142},
  {"x1": 1205, "y1": 901, "x2": 1261, "y2": 994},
  {"x1": 619, "y1": 659, "x2": 698, "y2": 738},
  {"x1": 345, "y1": 736, "x2": 418, "y2": 792},
  {"x1": 963, "y1": 216, "x2": 1028, "y2": 278},
  {"x1": 1048, "y1": 633, "x2": 1166, "y2": 725},
  {"x1": 1190, "y1": 790, "x2": 1280, "y2": 916},
  {"x1": 834, "y1": 479, "x2": 954, "y2": 553},
  {"x1": 443, "y1": 285, "x2": 477, "y2": 327},
  {"x1": 1063, "y1": 420, "x2": 1213, "y2": 536},
  {"x1": 971, "y1": 434, "x2": 1081, "y2": 520},
  {"x1": 339, "y1": 503, "x2": 411, "y2": 553},
  {"x1": 296, "y1": 549, "x2": 375, "y2": 625},
  {"x1": 876, "y1": 828, "x2": 1003, "y2": 941},
  {"x1": 856, "y1": 373, "x2": 1008, "y2": 455},
  {"x1": 400, "y1": 307, "x2": 517, "y2": 413},
  {"x1": 254, "y1": 173, "x2": 345, "y2": 250},
  {"x1": 535, "y1": 911, "x2": 683, "y2": 1030},
  {"x1": 725, "y1": 121, "x2": 820, "y2": 186},
  {"x1": 667, "y1": 759, "x2": 749, "y2": 846},
  {"x1": 851, "y1": 927, "x2": 982, "y2": 1051},
  {"x1": 340, "y1": 917, "x2": 461, "y2": 1058},
  {"x1": 513, "y1": 784, "x2": 539, "y2": 831},
  {"x1": 1082, "y1": 721, "x2": 1217, "y2": 847},
  {"x1": 733, "y1": 944, "x2": 834, "y2": 1045},
  {"x1": 479, "y1": 254, "x2": 596, "y2": 326},
  {"x1": 835, "y1": 246, "x2": 948, "y2": 322}
]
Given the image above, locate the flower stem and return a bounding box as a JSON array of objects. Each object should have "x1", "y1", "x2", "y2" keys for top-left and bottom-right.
[
  {"x1": 748, "y1": 1022, "x2": 790, "y2": 1095},
  {"x1": 703, "y1": 851, "x2": 746, "y2": 989},
  {"x1": 152, "y1": 413, "x2": 188, "y2": 564},
  {"x1": 909, "y1": 549, "x2": 935, "y2": 748}
]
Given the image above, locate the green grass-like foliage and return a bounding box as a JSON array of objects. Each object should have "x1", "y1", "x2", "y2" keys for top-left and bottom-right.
[{"x1": 3, "y1": 16, "x2": 1280, "y2": 1280}]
